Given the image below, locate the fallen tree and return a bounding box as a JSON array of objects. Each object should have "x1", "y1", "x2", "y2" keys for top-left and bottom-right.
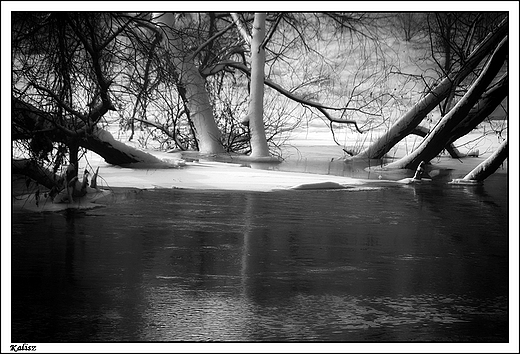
[
  {"x1": 384, "y1": 35, "x2": 507, "y2": 170},
  {"x1": 12, "y1": 96, "x2": 167, "y2": 193},
  {"x1": 13, "y1": 97, "x2": 163, "y2": 165},
  {"x1": 456, "y1": 139, "x2": 508, "y2": 183},
  {"x1": 354, "y1": 17, "x2": 508, "y2": 160},
  {"x1": 409, "y1": 72, "x2": 506, "y2": 159}
]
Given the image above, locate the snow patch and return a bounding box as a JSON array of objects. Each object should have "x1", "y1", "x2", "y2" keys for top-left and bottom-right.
[
  {"x1": 448, "y1": 179, "x2": 482, "y2": 185},
  {"x1": 286, "y1": 181, "x2": 349, "y2": 190}
]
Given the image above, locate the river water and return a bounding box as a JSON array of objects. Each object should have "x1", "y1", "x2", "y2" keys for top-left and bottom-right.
[{"x1": 11, "y1": 170, "x2": 509, "y2": 342}]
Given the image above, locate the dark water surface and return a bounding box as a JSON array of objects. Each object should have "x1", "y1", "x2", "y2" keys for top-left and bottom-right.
[{"x1": 11, "y1": 173, "x2": 509, "y2": 342}]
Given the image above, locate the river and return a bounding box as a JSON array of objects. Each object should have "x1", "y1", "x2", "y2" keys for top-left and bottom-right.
[{"x1": 11, "y1": 169, "x2": 509, "y2": 342}]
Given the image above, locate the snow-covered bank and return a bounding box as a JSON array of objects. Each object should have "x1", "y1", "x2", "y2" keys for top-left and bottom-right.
[
  {"x1": 54, "y1": 121, "x2": 505, "y2": 193},
  {"x1": 10, "y1": 120, "x2": 508, "y2": 214},
  {"x1": 82, "y1": 157, "x2": 366, "y2": 192}
]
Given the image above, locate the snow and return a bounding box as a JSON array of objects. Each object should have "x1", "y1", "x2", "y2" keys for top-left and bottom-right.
[
  {"x1": 80, "y1": 150, "x2": 365, "y2": 192},
  {"x1": 93, "y1": 128, "x2": 164, "y2": 164},
  {"x1": 70, "y1": 122, "x2": 507, "y2": 194},
  {"x1": 75, "y1": 126, "x2": 354, "y2": 192},
  {"x1": 7, "y1": 117, "x2": 508, "y2": 213}
]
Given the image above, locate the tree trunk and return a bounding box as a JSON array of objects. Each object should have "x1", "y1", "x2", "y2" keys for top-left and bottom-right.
[
  {"x1": 446, "y1": 74, "x2": 508, "y2": 145},
  {"x1": 355, "y1": 18, "x2": 508, "y2": 160},
  {"x1": 68, "y1": 141, "x2": 79, "y2": 178},
  {"x1": 12, "y1": 129, "x2": 165, "y2": 196},
  {"x1": 155, "y1": 13, "x2": 224, "y2": 154},
  {"x1": 461, "y1": 139, "x2": 507, "y2": 182},
  {"x1": 248, "y1": 13, "x2": 270, "y2": 158},
  {"x1": 13, "y1": 97, "x2": 164, "y2": 166},
  {"x1": 384, "y1": 36, "x2": 507, "y2": 170},
  {"x1": 411, "y1": 73, "x2": 507, "y2": 158},
  {"x1": 12, "y1": 159, "x2": 61, "y2": 190},
  {"x1": 178, "y1": 60, "x2": 223, "y2": 154},
  {"x1": 81, "y1": 128, "x2": 165, "y2": 165},
  {"x1": 411, "y1": 125, "x2": 462, "y2": 158}
]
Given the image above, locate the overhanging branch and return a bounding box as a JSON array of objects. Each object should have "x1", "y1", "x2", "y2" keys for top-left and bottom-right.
[
  {"x1": 231, "y1": 13, "x2": 251, "y2": 45},
  {"x1": 131, "y1": 117, "x2": 187, "y2": 151},
  {"x1": 220, "y1": 60, "x2": 364, "y2": 133},
  {"x1": 188, "y1": 22, "x2": 235, "y2": 61},
  {"x1": 65, "y1": 14, "x2": 116, "y2": 122},
  {"x1": 31, "y1": 83, "x2": 87, "y2": 122}
]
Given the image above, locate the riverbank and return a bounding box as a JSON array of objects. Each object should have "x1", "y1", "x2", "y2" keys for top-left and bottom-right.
[
  {"x1": 10, "y1": 123, "x2": 510, "y2": 214},
  {"x1": 10, "y1": 121, "x2": 510, "y2": 198}
]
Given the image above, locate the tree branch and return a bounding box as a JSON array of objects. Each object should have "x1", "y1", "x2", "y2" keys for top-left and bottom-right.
[
  {"x1": 97, "y1": 16, "x2": 133, "y2": 51},
  {"x1": 131, "y1": 117, "x2": 187, "y2": 151},
  {"x1": 220, "y1": 61, "x2": 363, "y2": 133},
  {"x1": 65, "y1": 14, "x2": 116, "y2": 122},
  {"x1": 30, "y1": 83, "x2": 87, "y2": 122},
  {"x1": 231, "y1": 13, "x2": 251, "y2": 45},
  {"x1": 12, "y1": 95, "x2": 83, "y2": 138},
  {"x1": 260, "y1": 13, "x2": 283, "y2": 49},
  {"x1": 188, "y1": 22, "x2": 235, "y2": 61}
]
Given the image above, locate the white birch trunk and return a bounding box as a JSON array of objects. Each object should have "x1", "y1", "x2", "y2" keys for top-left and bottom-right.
[
  {"x1": 155, "y1": 13, "x2": 223, "y2": 154},
  {"x1": 180, "y1": 60, "x2": 223, "y2": 154},
  {"x1": 248, "y1": 13, "x2": 270, "y2": 157}
]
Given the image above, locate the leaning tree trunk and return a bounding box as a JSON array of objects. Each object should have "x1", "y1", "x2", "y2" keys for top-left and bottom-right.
[
  {"x1": 445, "y1": 74, "x2": 508, "y2": 145},
  {"x1": 155, "y1": 13, "x2": 224, "y2": 155},
  {"x1": 248, "y1": 13, "x2": 270, "y2": 158},
  {"x1": 177, "y1": 60, "x2": 223, "y2": 154},
  {"x1": 411, "y1": 73, "x2": 507, "y2": 158},
  {"x1": 13, "y1": 97, "x2": 164, "y2": 166},
  {"x1": 12, "y1": 128, "x2": 165, "y2": 192},
  {"x1": 384, "y1": 36, "x2": 508, "y2": 170},
  {"x1": 461, "y1": 139, "x2": 507, "y2": 182},
  {"x1": 12, "y1": 159, "x2": 62, "y2": 190},
  {"x1": 355, "y1": 18, "x2": 508, "y2": 160},
  {"x1": 81, "y1": 128, "x2": 164, "y2": 165},
  {"x1": 411, "y1": 125, "x2": 462, "y2": 158}
]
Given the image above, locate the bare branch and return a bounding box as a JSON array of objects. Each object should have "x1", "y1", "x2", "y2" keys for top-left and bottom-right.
[
  {"x1": 231, "y1": 12, "x2": 251, "y2": 45},
  {"x1": 97, "y1": 16, "x2": 133, "y2": 51},
  {"x1": 221, "y1": 60, "x2": 364, "y2": 133},
  {"x1": 13, "y1": 95, "x2": 83, "y2": 138},
  {"x1": 64, "y1": 14, "x2": 115, "y2": 120},
  {"x1": 31, "y1": 83, "x2": 87, "y2": 122},
  {"x1": 131, "y1": 117, "x2": 187, "y2": 151},
  {"x1": 261, "y1": 13, "x2": 283, "y2": 49},
  {"x1": 188, "y1": 21, "x2": 235, "y2": 60}
]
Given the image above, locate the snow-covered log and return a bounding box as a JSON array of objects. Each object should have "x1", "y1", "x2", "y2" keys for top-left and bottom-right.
[
  {"x1": 458, "y1": 139, "x2": 507, "y2": 182},
  {"x1": 355, "y1": 18, "x2": 508, "y2": 160},
  {"x1": 81, "y1": 128, "x2": 164, "y2": 166},
  {"x1": 384, "y1": 35, "x2": 508, "y2": 170}
]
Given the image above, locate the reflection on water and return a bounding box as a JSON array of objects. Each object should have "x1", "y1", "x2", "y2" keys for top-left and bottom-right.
[{"x1": 11, "y1": 174, "x2": 508, "y2": 342}]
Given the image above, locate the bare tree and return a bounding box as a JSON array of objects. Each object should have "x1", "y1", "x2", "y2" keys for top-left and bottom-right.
[
  {"x1": 393, "y1": 13, "x2": 426, "y2": 42},
  {"x1": 384, "y1": 35, "x2": 507, "y2": 170},
  {"x1": 354, "y1": 16, "x2": 508, "y2": 164},
  {"x1": 232, "y1": 13, "x2": 270, "y2": 157},
  {"x1": 13, "y1": 11, "x2": 508, "y2": 189}
]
